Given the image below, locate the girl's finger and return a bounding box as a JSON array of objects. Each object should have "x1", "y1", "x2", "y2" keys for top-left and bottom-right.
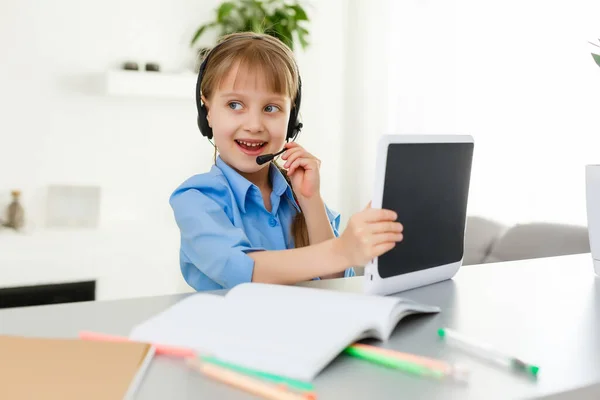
[
  {"x1": 361, "y1": 208, "x2": 398, "y2": 223},
  {"x1": 284, "y1": 149, "x2": 317, "y2": 168},
  {"x1": 284, "y1": 151, "x2": 306, "y2": 169},
  {"x1": 288, "y1": 157, "x2": 314, "y2": 176},
  {"x1": 370, "y1": 232, "x2": 404, "y2": 245},
  {"x1": 281, "y1": 146, "x2": 304, "y2": 162},
  {"x1": 284, "y1": 142, "x2": 301, "y2": 150},
  {"x1": 368, "y1": 221, "x2": 404, "y2": 234}
]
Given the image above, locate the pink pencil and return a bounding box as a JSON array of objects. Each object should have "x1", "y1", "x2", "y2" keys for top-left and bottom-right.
[{"x1": 78, "y1": 331, "x2": 196, "y2": 358}]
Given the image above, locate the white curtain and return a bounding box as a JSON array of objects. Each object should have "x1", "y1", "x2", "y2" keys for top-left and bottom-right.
[{"x1": 358, "y1": 0, "x2": 600, "y2": 226}]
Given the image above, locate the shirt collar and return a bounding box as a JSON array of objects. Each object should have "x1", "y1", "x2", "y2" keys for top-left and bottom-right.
[{"x1": 215, "y1": 156, "x2": 300, "y2": 214}]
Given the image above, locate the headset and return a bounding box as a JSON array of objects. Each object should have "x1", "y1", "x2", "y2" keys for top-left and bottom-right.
[{"x1": 195, "y1": 35, "x2": 303, "y2": 165}]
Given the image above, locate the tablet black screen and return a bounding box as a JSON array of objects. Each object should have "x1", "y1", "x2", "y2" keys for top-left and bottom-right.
[{"x1": 378, "y1": 142, "x2": 474, "y2": 278}]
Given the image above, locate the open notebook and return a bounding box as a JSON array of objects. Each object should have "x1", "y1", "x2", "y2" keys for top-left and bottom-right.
[
  {"x1": 0, "y1": 335, "x2": 154, "y2": 400},
  {"x1": 130, "y1": 283, "x2": 439, "y2": 381}
]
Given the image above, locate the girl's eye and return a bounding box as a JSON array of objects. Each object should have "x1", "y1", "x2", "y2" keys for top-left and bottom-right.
[
  {"x1": 228, "y1": 102, "x2": 242, "y2": 110},
  {"x1": 264, "y1": 105, "x2": 280, "y2": 113}
]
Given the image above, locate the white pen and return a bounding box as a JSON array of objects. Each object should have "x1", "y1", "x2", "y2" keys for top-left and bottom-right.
[{"x1": 437, "y1": 328, "x2": 540, "y2": 377}]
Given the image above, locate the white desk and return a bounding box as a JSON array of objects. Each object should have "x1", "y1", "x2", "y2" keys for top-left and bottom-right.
[{"x1": 1, "y1": 253, "x2": 600, "y2": 399}]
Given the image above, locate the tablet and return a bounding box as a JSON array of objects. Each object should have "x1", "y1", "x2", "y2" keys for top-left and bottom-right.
[{"x1": 363, "y1": 134, "x2": 474, "y2": 296}]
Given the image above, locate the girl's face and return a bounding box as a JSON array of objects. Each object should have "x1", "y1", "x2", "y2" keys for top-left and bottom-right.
[{"x1": 203, "y1": 62, "x2": 292, "y2": 178}]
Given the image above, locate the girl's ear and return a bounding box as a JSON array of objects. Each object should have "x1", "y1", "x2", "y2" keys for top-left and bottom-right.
[
  {"x1": 201, "y1": 95, "x2": 211, "y2": 127},
  {"x1": 201, "y1": 95, "x2": 209, "y2": 110}
]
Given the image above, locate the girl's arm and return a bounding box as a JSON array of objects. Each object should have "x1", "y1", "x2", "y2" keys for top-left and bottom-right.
[
  {"x1": 248, "y1": 237, "x2": 347, "y2": 284},
  {"x1": 249, "y1": 205, "x2": 403, "y2": 284},
  {"x1": 281, "y1": 143, "x2": 347, "y2": 278},
  {"x1": 282, "y1": 142, "x2": 353, "y2": 279},
  {"x1": 299, "y1": 195, "x2": 343, "y2": 278},
  {"x1": 170, "y1": 184, "x2": 402, "y2": 289}
]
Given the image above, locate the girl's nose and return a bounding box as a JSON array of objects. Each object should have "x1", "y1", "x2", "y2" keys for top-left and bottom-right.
[{"x1": 243, "y1": 110, "x2": 265, "y2": 133}]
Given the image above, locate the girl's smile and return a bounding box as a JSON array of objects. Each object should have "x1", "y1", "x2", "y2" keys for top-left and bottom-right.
[{"x1": 234, "y1": 138, "x2": 267, "y2": 156}]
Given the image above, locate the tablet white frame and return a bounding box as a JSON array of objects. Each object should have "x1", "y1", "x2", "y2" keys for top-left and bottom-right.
[{"x1": 363, "y1": 134, "x2": 474, "y2": 296}]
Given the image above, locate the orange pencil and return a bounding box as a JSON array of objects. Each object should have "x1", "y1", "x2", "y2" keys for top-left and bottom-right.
[
  {"x1": 186, "y1": 358, "x2": 312, "y2": 400},
  {"x1": 79, "y1": 331, "x2": 196, "y2": 358}
]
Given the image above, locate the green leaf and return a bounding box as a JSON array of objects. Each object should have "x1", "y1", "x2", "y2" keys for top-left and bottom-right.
[
  {"x1": 296, "y1": 29, "x2": 309, "y2": 49},
  {"x1": 593, "y1": 53, "x2": 600, "y2": 68},
  {"x1": 189, "y1": 0, "x2": 311, "y2": 51},
  {"x1": 272, "y1": 9, "x2": 290, "y2": 26},
  {"x1": 252, "y1": 19, "x2": 263, "y2": 33},
  {"x1": 190, "y1": 22, "x2": 216, "y2": 47},
  {"x1": 272, "y1": 23, "x2": 293, "y2": 50},
  {"x1": 289, "y1": 4, "x2": 308, "y2": 21},
  {"x1": 217, "y1": 2, "x2": 236, "y2": 22}
]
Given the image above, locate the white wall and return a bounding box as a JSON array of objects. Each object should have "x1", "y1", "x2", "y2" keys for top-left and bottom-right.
[
  {"x1": 384, "y1": 0, "x2": 600, "y2": 227},
  {"x1": 338, "y1": 0, "x2": 392, "y2": 224},
  {"x1": 0, "y1": 0, "x2": 217, "y2": 229},
  {"x1": 0, "y1": 0, "x2": 348, "y2": 298},
  {"x1": 289, "y1": 0, "x2": 346, "y2": 216}
]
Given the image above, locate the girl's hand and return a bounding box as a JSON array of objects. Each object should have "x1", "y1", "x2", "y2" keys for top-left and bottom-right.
[
  {"x1": 281, "y1": 142, "x2": 321, "y2": 199},
  {"x1": 338, "y1": 202, "x2": 404, "y2": 267}
]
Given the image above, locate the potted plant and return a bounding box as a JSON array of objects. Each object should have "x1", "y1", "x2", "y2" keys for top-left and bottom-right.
[{"x1": 190, "y1": 0, "x2": 311, "y2": 68}]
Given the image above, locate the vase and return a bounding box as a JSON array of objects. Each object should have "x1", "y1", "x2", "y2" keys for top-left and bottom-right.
[
  {"x1": 586, "y1": 165, "x2": 600, "y2": 276},
  {"x1": 4, "y1": 190, "x2": 25, "y2": 230}
]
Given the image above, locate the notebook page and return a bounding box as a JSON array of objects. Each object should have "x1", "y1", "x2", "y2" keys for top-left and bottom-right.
[
  {"x1": 383, "y1": 298, "x2": 441, "y2": 337},
  {"x1": 201, "y1": 300, "x2": 375, "y2": 380},
  {"x1": 227, "y1": 283, "x2": 404, "y2": 338},
  {"x1": 130, "y1": 293, "x2": 234, "y2": 354},
  {"x1": 129, "y1": 289, "x2": 376, "y2": 380}
]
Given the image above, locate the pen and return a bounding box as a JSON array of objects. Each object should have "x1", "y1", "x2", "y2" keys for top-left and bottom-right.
[
  {"x1": 343, "y1": 346, "x2": 446, "y2": 379},
  {"x1": 437, "y1": 328, "x2": 540, "y2": 377}
]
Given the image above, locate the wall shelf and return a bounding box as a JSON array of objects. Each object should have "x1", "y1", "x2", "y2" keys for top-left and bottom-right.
[{"x1": 105, "y1": 69, "x2": 197, "y2": 100}]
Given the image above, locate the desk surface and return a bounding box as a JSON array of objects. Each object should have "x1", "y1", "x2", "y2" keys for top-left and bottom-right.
[{"x1": 2, "y1": 254, "x2": 600, "y2": 399}]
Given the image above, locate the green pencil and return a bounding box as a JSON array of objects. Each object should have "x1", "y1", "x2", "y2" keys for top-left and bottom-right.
[
  {"x1": 199, "y1": 355, "x2": 315, "y2": 392},
  {"x1": 343, "y1": 346, "x2": 446, "y2": 379}
]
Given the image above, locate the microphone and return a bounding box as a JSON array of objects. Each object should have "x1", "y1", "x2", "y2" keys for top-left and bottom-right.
[{"x1": 256, "y1": 148, "x2": 286, "y2": 165}]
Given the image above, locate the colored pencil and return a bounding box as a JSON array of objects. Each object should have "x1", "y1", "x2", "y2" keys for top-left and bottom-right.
[
  {"x1": 79, "y1": 330, "x2": 196, "y2": 358},
  {"x1": 186, "y1": 357, "x2": 314, "y2": 400}
]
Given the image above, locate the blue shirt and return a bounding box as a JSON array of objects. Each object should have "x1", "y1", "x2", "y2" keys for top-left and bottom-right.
[{"x1": 169, "y1": 156, "x2": 355, "y2": 291}]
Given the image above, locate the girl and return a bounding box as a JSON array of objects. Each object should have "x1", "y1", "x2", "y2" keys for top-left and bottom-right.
[{"x1": 170, "y1": 32, "x2": 403, "y2": 291}]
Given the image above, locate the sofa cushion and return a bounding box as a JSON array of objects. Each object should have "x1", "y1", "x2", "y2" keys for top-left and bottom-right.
[
  {"x1": 463, "y1": 216, "x2": 507, "y2": 265},
  {"x1": 484, "y1": 222, "x2": 590, "y2": 263}
]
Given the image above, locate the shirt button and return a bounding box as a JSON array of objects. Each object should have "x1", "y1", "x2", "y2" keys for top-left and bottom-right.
[{"x1": 268, "y1": 217, "x2": 277, "y2": 227}]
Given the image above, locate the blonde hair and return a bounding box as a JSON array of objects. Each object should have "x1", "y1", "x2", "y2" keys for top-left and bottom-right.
[{"x1": 202, "y1": 32, "x2": 308, "y2": 248}]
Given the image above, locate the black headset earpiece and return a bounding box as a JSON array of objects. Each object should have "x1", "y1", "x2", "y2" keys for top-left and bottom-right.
[
  {"x1": 195, "y1": 36, "x2": 303, "y2": 142},
  {"x1": 286, "y1": 76, "x2": 303, "y2": 142},
  {"x1": 196, "y1": 53, "x2": 213, "y2": 139}
]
